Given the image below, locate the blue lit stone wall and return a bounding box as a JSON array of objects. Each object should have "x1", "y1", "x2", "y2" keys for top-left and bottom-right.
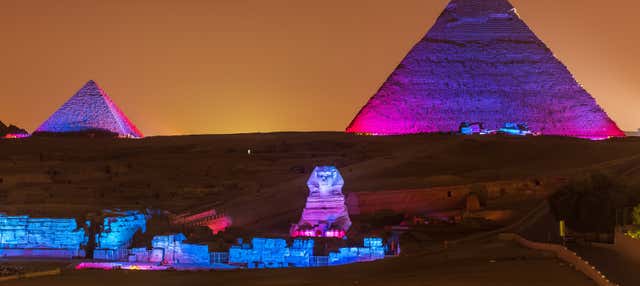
[
  {"x1": 229, "y1": 238, "x2": 319, "y2": 268},
  {"x1": 0, "y1": 214, "x2": 86, "y2": 251},
  {"x1": 96, "y1": 211, "x2": 147, "y2": 250},
  {"x1": 151, "y1": 233, "x2": 210, "y2": 265},
  {"x1": 328, "y1": 238, "x2": 385, "y2": 265}
]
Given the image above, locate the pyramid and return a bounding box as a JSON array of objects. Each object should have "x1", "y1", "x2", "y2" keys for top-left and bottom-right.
[
  {"x1": 346, "y1": 0, "x2": 624, "y2": 139},
  {"x1": 36, "y1": 80, "x2": 143, "y2": 138}
]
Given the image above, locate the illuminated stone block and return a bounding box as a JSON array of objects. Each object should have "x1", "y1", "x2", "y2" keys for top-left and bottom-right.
[
  {"x1": 228, "y1": 237, "x2": 314, "y2": 268},
  {"x1": 0, "y1": 214, "x2": 87, "y2": 258},
  {"x1": 96, "y1": 211, "x2": 148, "y2": 250},
  {"x1": 346, "y1": 0, "x2": 624, "y2": 139},
  {"x1": 290, "y1": 166, "x2": 351, "y2": 238},
  {"x1": 329, "y1": 237, "x2": 386, "y2": 266},
  {"x1": 151, "y1": 233, "x2": 210, "y2": 265}
]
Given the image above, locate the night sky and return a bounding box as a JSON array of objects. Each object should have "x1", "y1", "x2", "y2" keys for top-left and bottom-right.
[{"x1": 1, "y1": 0, "x2": 638, "y2": 135}]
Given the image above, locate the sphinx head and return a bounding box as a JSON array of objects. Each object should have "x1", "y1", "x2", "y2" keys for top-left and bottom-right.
[{"x1": 307, "y1": 166, "x2": 344, "y2": 196}]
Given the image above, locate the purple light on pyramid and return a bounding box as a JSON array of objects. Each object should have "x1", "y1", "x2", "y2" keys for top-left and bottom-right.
[
  {"x1": 346, "y1": 0, "x2": 625, "y2": 139},
  {"x1": 36, "y1": 80, "x2": 143, "y2": 138}
]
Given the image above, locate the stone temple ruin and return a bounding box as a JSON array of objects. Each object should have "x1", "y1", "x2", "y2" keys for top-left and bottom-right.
[
  {"x1": 35, "y1": 80, "x2": 143, "y2": 138},
  {"x1": 290, "y1": 166, "x2": 351, "y2": 238},
  {"x1": 346, "y1": 0, "x2": 625, "y2": 139}
]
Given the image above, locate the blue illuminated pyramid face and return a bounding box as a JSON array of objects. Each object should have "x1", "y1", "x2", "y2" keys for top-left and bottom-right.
[{"x1": 36, "y1": 80, "x2": 143, "y2": 138}]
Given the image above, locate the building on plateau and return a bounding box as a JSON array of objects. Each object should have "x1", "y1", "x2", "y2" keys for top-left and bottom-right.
[
  {"x1": 346, "y1": 0, "x2": 624, "y2": 140},
  {"x1": 35, "y1": 80, "x2": 143, "y2": 138}
]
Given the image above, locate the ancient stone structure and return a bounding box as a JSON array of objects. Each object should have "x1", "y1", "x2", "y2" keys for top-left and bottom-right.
[
  {"x1": 35, "y1": 80, "x2": 143, "y2": 138},
  {"x1": 169, "y1": 209, "x2": 231, "y2": 235},
  {"x1": 151, "y1": 234, "x2": 210, "y2": 265},
  {"x1": 346, "y1": 0, "x2": 624, "y2": 139},
  {"x1": 290, "y1": 166, "x2": 351, "y2": 238},
  {"x1": 229, "y1": 237, "x2": 385, "y2": 268},
  {"x1": 0, "y1": 214, "x2": 87, "y2": 258},
  {"x1": 95, "y1": 211, "x2": 148, "y2": 250},
  {"x1": 328, "y1": 237, "x2": 385, "y2": 265},
  {"x1": 78, "y1": 236, "x2": 388, "y2": 270}
]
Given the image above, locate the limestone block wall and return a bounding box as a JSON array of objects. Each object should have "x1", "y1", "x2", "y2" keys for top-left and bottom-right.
[
  {"x1": 0, "y1": 214, "x2": 86, "y2": 256},
  {"x1": 96, "y1": 211, "x2": 147, "y2": 250},
  {"x1": 328, "y1": 238, "x2": 385, "y2": 265},
  {"x1": 229, "y1": 238, "x2": 315, "y2": 268},
  {"x1": 151, "y1": 234, "x2": 210, "y2": 265}
]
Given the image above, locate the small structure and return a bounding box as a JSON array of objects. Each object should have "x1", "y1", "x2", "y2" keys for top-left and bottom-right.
[
  {"x1": 499, "y1": 122, "x2": 534, "y2": 136},
  {"x1": 290, "y1": 166, "x2": 352, "y2": 238},
  {"x1": 459, "y1": 122, "x2": 485, "y2": 135}
]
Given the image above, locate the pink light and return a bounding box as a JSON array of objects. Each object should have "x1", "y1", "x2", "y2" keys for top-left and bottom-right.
[
  {"x1": 3, "y1": 133, "x2": 29, "y2": 139},
  {"x1": 75, "y1": 262, "x2": 170, "y2": 271},
  {"x1": 291, "y1": 229, "x2": 345, "y2": 239}
]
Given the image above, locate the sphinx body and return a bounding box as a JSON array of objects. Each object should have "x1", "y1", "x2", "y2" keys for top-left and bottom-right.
[{"x1": 291, "y1": 166, "x2": 351, "y2": 238}]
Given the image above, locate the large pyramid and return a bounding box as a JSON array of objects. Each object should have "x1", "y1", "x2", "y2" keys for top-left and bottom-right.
[
  {"x1": 36, "y1": 80, "x2": 143, "y2": 138},
  {"x1": 346, "y1": 0, "x2": 624, "y2": 139}
]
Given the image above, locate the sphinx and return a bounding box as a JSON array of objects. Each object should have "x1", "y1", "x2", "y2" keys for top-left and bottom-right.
[{"x1": 290, "y1": 166, "x2": 352, "y2": 238}]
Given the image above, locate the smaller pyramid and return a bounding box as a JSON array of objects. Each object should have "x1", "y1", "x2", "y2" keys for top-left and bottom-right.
[{"x1": 36, "y1": 80, "x2": 143, "y2": 138}]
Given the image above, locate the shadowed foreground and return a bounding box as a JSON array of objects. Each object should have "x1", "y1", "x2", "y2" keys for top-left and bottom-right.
[{"x1": 4, "y1": 239, "x2": 595, "y2": 286}]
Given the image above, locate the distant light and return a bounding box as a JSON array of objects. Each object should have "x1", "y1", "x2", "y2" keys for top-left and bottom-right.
[
  {"x1": 247, "y1": 149, "x2": 251, "y2": 155},
  {"x1": 3, "y1": 133, "x2": 29, "y2": 139}
]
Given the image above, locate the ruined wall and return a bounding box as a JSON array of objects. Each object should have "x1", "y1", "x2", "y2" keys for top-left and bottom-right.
[
  {"x1": 0, "y1": 214, "x2": 86, "y2": 257},
  {"x1": 227, "y1": 238, "x2": 384, "y2": 268},
  {"x1": 229, "y1": 238, "x2": 315, "y2": 268},
  {"x1": 151, "y1": 234, "x2": 210, "y2": 265},
  {"x1": 96, "y1": 211, "x2": 147, "y2": 250},
  {"x1": 328, "y1": 238, "x2": 385, "y2": 265}
]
